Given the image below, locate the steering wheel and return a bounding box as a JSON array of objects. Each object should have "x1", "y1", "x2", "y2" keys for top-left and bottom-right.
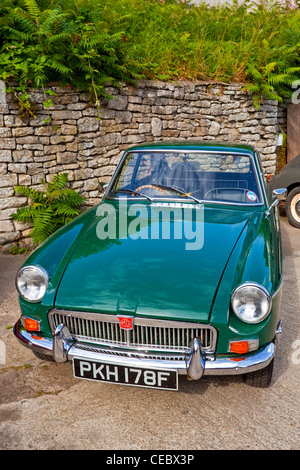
[{"x1": 134, "y1": 185, "x2": 167, "y2": 195}]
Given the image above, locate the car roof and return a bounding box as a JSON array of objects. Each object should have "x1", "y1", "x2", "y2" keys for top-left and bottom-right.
[{"x1": 127, "y1": 140, "x2": 256, "y2": 155}]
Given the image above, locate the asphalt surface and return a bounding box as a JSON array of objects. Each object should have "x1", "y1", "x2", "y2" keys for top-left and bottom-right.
[{"x1": 0, "y1": 212, "x2": 299, "y2": 451}]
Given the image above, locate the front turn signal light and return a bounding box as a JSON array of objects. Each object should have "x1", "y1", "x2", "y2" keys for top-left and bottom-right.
[
  {"x1": 24, "y1": 317, "x2": 41, "y2": 332},
  {"x1": 229, "y1": 339, "x2": 259, "y2": 355}
]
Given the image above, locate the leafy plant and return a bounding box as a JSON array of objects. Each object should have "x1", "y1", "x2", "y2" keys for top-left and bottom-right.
[
  {"x1": 0, "y1": 0, "x2": 140, "y2": 117},
  {"x1": 11, "y1": 173, "x2": 85, "y2": 245},
  {"x1": 9, "y1": 240, "x2": 30, "y2": 255},
  {"x1": 243, "y1": 61, "x2": 300, "y2": 108},
  {"x1": 0, "y1": 0, "x2": 299, "y2": 110}
]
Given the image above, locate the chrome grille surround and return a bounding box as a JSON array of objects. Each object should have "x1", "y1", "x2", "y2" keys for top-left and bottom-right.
[{"x1": 48, "y1": 309, "x2": 217, "y2": 356}]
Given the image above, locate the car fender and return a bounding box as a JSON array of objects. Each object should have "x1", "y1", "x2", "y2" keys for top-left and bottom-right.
[
  {"x1": 17, "y1": 206, "x2": 98, "y2": 330},
  {"x1": 210, "y1": 210, "x2": 282, "y2": 352}
]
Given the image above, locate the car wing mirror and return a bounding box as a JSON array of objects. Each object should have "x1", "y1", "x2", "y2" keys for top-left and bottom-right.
[
  {"x1": 272, "y1": 188, "x2": 287, "y2": 201},
  {"x1": 265, "y1": 188, "x2": 287, "y2": 218}
]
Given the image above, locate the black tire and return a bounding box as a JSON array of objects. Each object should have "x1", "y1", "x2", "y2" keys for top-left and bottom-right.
[
  {"x1": 33, "y1": 350, "x2": 56, "y2": 362},
  {"x1": 242, "y1": 359, "x2": 274, "y2": 388},
  {"x1": 285, "y1": 186, "x2": 300, "y2": 229}
]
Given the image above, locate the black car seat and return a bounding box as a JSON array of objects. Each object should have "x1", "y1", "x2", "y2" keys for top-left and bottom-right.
[{"x1": 168, "y1": 161, "x2": 200, "y2": 195}]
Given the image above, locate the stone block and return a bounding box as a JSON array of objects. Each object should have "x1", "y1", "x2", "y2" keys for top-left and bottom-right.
[
  {"x1": 51, "y1": 110, "x2": 82, "y2": 121},
  {"x1": 29, "y1": 115, "x2": 49, "y2": 127},
  {"x1": 12, "y1": 127, "x2": 34, "y2": 137},
  {"x1": 209, "y1": 121, "x2": 221, "y2": 136},
  {"x1": 60, "y1": 124, "x2": 77, "y2": 135},
  {"x1": 151, "y1": 117, "x2": 162, "y2": 137},
  {"x1": 74, "y1": 168, "x2": 94, "y2": 180},
  {"x1": 57, "y1": 152, "x2": 77, "y2": 164},
  {"x1": 83, "y1": 178, "x2": 99, "y2": 191},
  {"x1": 78, "y1": 117, "x2": 99, "y2": 133},
  {"x1": 26, "y1": 163, "x2": 43, "y2": 175},
  {"x1": 16, "y1": 135, "x2": 40, "y2": 145},
  {"x1": 0, "y1": 138, "x2": 16, "y2": 150},
  {"x1": 13, "y1": 220, "x2": 32, "y2": 231},
  {"x1": 13, "y1": 149, "x2": 33, "y2": 162},
  {"x1": 99, "y1": 108, "x2": 116, "y2": 120},
  {"x1": 152, "y1": 105, "x2": 177, "y2": 115},
  {"x1": 115, "y1": 111, "x2": 132, "y2": 124},
  {"x1": 0, "y1": 219, "x2": 14, "y2": 233},
  {"x1": 50, "y1": 135, "x2": 74, "y2": 145},
  {"x1": 67, "y1": 103, "x2": 87, "y2": 111},
  {"x1": 0, "y1": 173, "x2": 18, "y2": 188},
  {"x1": 138, "y1": 123, "x2": 151, "y2": 134},
  {"x1": 18, "y1": 174, "x2": 32, "y2": 186},
  {"x1": 34, "y1": 126, "x2": 55, "y2": 136},
  {"x1": 0, "y1": 197, "x2": 27, "y2": 210},
  {"x1": 128, "y1": 103, "x2": 151, "y2": 113},
  {"x1": 4, "y1": 116, "x2": 26, "y2": 127},
  {"x1": 107, "y1": 95, "x2": 128, "y2": 111},
  {"x1": 161, "y1": 129, "x2": 180, "y2": 138},
  {"x1": 210, "y1": 104, "x2": 222, "y2": 116},
  {"x1": 0, "y1": 150, "x2": 12, "y2": 162},
  {"x1": 44, "y1": 145, "x2": 66, "y2": 155},
  {"x1": 95, "y1": 133, "x2": 121, "y2": 147},
  {"x1": 0, "y1": 187, "x2": 14, "y2": 198},
  {"x1": 0, "y1": 128, "x2": 12, "y2": 138},
  {"x1": 0, "y1": 231, "x2": 21, "y2": 245},
  {"x1": 8, "y1": 163, "x2": 26, "y2": 173}
]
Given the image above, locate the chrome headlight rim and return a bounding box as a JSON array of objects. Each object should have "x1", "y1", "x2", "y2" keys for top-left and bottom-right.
[
  {"x1": 16, "y1": 265, "x2": 49, "y2": 303},
  {"x1": 231, "y1": 282, "x2": 272, "y2": 324}
]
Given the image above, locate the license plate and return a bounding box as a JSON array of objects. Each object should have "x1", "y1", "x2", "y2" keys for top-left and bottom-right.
[{"x1": 73, "y1": 358, "x2": 178, "y2": 390}]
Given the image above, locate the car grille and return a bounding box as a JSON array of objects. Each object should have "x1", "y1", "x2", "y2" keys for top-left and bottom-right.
[{"x1": 49, "y1": 309, "x2": 217, "y2": 354}]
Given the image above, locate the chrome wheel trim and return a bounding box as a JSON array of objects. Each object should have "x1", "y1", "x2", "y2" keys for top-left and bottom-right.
[{"x1": 290, "y1": 193, "x2": 300, "y2": 224}]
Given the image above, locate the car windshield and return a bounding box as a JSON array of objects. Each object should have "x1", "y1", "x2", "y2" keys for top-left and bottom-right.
[{"x1": 109, "y1": 151, "x2": 262, "y2": 204}]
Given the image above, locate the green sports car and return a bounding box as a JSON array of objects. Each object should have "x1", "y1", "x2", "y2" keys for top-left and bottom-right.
[{"x1": 14, "y1": 141, "x2": 286, "y2": 390}]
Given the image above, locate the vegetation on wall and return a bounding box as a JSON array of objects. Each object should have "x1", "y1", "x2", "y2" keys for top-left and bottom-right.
[
  {"x1": 0, "y1": 0, "x2": 299, "y2": 111},
  {"x1": 11, "y1": 173, "x2": 85, "y2": 245}
]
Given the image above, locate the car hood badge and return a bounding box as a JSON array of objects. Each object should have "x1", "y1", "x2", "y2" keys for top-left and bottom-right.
[{"x1": 117, "y1": 315, "x2": 134, "y2": 330}]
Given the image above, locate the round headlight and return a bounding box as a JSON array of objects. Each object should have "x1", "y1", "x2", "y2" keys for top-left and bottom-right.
[
  {"x1": 16, "y1": 266, "x2": 49, "y2": 303},
  {"x1": 231, "y1": 283, "x2": 272, "y2": 324}
]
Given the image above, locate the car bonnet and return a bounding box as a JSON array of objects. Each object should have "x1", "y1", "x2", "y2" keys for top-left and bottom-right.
[{"x1": 54, "y1": 202, "x2": 253, "y2": 322}]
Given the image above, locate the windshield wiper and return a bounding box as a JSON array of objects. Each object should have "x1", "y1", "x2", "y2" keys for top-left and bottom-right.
[
  {"x1": 154, "y1": 184, "x2": 202, "y2": 204},
  {"x1": 114, "y1": 188, "x2": 154, "y2": 202}
]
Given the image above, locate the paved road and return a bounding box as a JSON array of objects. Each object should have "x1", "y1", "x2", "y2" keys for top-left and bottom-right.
[{"x1": 0, "y1": 214, "x2": 299, "y2": 451}]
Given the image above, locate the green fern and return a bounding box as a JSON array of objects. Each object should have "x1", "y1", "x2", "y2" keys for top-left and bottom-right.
[
  {"x1": 243, "y1": 61, "x2": 300, "y2": 109},
  {"x1": 0, "y1": 0, "x2": 138, "y2": 115},
  {"x1": 23, "y1": 0, "x2": 41, "y2": 20},
  {"x1": 11, "y1": 173, "x2": 85, "y2": 245}
]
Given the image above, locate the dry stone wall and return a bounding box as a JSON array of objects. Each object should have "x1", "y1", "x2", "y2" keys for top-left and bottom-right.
[{"x1": 0, "y1": 80, "x2": 285, "y2": 253}]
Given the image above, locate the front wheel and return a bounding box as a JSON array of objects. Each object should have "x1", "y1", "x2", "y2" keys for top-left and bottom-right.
[
  {"x1": 242, "y1": 359, "x2": 274, "y2": 388},
  {"x1": 286, "y1": 186, "x2": 300, "y2": 229}
]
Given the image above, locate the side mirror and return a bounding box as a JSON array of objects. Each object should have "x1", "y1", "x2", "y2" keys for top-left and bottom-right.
[
  {"x1": 272, "y1": 188, "x2": 287, "y2": 201},
  {"x1": 266, "y1": 188, "x2": 287, "y2": 218}
]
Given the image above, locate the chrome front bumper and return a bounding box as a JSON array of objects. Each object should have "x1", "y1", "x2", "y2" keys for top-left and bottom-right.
[{"x1": 13, "y1": 319, "x2": 276, "y2": 378}]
